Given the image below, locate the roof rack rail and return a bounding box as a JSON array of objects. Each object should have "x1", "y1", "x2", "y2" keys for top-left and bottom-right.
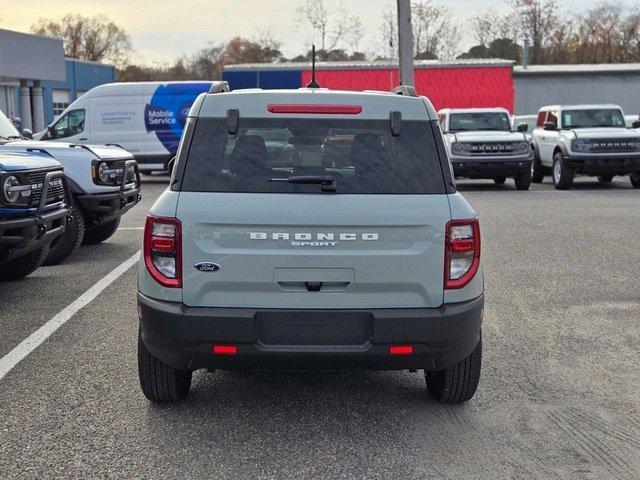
[
  {"x1": 391, "y1": 85, "x2": 418, "y2": 97},
  {"x1": 209, "y1": 81, "x2": 230, "y2": 93}
]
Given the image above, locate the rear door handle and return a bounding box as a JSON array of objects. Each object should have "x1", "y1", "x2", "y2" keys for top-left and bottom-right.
[{"x1": 78, "y1": 137, "x2": 88, "y2": 141}]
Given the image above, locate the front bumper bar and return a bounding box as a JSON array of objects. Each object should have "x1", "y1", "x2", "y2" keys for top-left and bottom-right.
[
  {"x1": 565, "y1": 154, "x2": 640, "y2": 175},
  {"x1": 451, "y1": 157, "x2": 532, "y2": 179},
  {"x1": 77, "y1": 159, "x2": 141, "y2": 226},
  {"x1": 138, "y1": 293, "x2": 484, "y2": 372}
]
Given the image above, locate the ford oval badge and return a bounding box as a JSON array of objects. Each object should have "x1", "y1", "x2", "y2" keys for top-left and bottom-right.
[{"x1": 194, "y1": 262, "x2": 222, "y2": 272}]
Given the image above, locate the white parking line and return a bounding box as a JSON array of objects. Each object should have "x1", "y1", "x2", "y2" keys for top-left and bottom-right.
[{"x1": 0, "y1": 251, "x2": 140, "y2": 382}]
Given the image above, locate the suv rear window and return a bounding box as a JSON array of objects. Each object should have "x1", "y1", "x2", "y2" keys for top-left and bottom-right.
[{"x1": 181, "y1": 118, "x2": 445, "y2": 194}]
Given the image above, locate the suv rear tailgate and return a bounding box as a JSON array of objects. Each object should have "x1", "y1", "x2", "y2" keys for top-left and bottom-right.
[{"x1": 177, "y1": 193, "x2": 449, "y2": 309}]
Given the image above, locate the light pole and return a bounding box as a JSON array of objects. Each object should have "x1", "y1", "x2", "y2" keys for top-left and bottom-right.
[{"x1": 397, "y1": 0, "x2": 415, "y2": 87}]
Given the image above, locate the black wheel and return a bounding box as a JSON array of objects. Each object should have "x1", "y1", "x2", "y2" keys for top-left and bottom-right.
[
  {"x1": 0, "y1": 245, "x2": 49, "y2": 281},
  {"x1": 552, "y1": 152, "x2": 575, "y2": 190},
  {"x1": 138, "y1": 329, "x2": 192, "y2": 403},
  {"x1": 425, "y1": 333, "x2": 482, "y2": 403},
  {"x1": 43, "y1": 200, "x2": 84, "y2": 265},
  {"x1": 629, "y1": 173, "x2": 640, "y2": 189},
  {"x1": 82, "y1": 218, "x2": 120, "y2": 245},
  {"x1": 531, "y1": 151, "x2": 545, "y2": 183},
  {"x1": 514, "y1": 169, "x2": 532, "y2": 191},
  {"x1": 493, "y1": 176, "x2": 507, "y2": 185},
  {"x1": 597, "y1": 175, "x2": 613, "y2": 183}
]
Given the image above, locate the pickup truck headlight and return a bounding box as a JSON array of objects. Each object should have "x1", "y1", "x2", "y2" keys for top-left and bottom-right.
[
  {"x1": 92, "y1": 160, "x2": 122, "y2": 186},
  {"x1": 452, "y1": 142, "x2": 465, "y2": 154},
  {"x1": 513, "y1": 141, "x2": 530, "y2": 153},
  {"x1": 3, "y1": 175, "x2": 22, "y2": 204},
  {"x1": 571, "y1": 139, "x2": 591, "y2": 152}
]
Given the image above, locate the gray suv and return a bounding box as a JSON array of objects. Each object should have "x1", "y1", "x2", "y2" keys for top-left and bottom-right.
[{"x1": 137, "y1": 85, "x2": 484, "y2": 404}]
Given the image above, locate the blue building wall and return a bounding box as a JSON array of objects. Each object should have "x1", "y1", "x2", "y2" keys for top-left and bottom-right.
[
  {"x1": 223, "y1": 69, "x2": 302, "y2": 90},
  {"x1": 41, "y1": 58, "x2": 116, "y2": 124}
]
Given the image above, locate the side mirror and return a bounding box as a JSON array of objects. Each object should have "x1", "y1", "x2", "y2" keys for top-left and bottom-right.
[
  {"x1": 543, "y1": 122, "x2": 556, "y2": 131},
  {"x1": 46, "y1": 125, "x2": 55, "y2": 139},
  {"x1": 517, "y1": 123, "x2": 528, "y2": 133},
  {"x1": 22, "y1": 128, "x2": 33, "y2": 139},
  {"x1": 389, "y1": 110, "x2": 402, "y2": 137},
  {"x1": 632, "y1": 120, "x2": 640, "y2": 129}
]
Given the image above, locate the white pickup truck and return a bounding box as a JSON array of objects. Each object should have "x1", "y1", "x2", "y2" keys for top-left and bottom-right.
[{"x1": 531, "y1": 104, "x2": 640, "y2": 190}]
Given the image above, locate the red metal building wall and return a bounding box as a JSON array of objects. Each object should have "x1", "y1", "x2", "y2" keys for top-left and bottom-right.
[{"x1": 301, "y1": 66, "x2": 514, "y2": 112}]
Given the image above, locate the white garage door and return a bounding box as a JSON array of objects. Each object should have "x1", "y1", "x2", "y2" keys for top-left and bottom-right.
[{"x1": 52, "y1": 89, "x2": 70, "y2": 119}]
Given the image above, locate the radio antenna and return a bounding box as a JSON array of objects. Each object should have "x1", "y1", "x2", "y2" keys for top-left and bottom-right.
[{"x1": 306, "y1": 44, "x2": 320, "y2": 88}]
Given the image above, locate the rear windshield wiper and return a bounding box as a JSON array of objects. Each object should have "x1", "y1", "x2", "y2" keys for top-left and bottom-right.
[{"x1": 270, "y1": 175, "x2": 336, "y2": 192}]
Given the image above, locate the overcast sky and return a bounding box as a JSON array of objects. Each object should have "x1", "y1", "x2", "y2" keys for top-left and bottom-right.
[{"x1": 0, "y1": 0, "x2": 635, "y2": 65}]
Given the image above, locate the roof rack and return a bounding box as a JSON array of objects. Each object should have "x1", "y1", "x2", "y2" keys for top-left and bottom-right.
[
  {"x1": 391, "y1": 85, "x2": 418, "y2": 97},
  {"x1": 209, "y1": 81, "x2": 230, "y2": 93}
]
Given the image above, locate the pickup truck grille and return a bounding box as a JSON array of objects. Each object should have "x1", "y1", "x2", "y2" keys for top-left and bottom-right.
[
  {"x1": 588, "y1": 139, "x2": 638, "y2": 153},
  {"x1": 111, "y1": 159, "x2": 136, "y2": 185},
  {"x1": 26, "y1": 169, "x2": 66, "y2": 208},
  {"x1": 468, "y1": 143, "x2": 515, "y2": 154}
]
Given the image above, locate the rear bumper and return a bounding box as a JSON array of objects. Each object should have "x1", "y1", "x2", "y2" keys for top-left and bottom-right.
[
  {"x1": 451, "y1": 157, "x2": 532, "y2": 178},
  {"x1": 0, "y1": 207, "x2": 69, "y2": 261},
  {"x1": 137, "y1": 292, "x2": 484, "y2": 372},
  {"x1": 565, "y1": 155, "x2": 640, "y2": 175},
  {"x1": 75, "y1": 188, "x2": 140, "y2": 226}
]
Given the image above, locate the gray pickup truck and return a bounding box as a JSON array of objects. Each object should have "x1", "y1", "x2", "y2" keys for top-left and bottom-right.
[{"x1": 137, "y1": 85, "x2": 485, "y2": 404}]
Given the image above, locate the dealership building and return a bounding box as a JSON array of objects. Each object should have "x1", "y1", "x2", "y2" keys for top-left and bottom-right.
[
  {"x1": 224, "y1": 60, "x2": 640, "y2": 116},
  {"x1": 0, "y1": 28, "x2": 115, "y2": 132}
]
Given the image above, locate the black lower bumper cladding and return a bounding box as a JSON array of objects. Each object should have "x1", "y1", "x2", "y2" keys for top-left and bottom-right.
[
  {"x1": 0, "y1": 207, "x2": 69, "y2": 261},
  {"x1": 76, "y1": 188, "x2": 141, "y2": 225},
  {"x1": 452, "y1": 159, "x2": 532, "y2": 179},
  {"x1": 138, "y1": 293, "x2": 484, "y2": 372}
]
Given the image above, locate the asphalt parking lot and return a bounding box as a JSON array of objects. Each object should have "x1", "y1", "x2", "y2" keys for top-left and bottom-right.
[{"x1": 1, "y1": 175, "x2": 638, "y2": 480}]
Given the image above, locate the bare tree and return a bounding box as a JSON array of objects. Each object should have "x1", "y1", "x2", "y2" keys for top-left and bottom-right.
[
  {"x1": 510, "y1": 0, "x2": 560, "y2": 64},
  {"x1": 31, "y1": 14, "x2": 132, "y2": 67},
  {"x1": 379, "y1": 2, "x2": 397, "y2": 60},
  {"x1": 344, "y1": 15, "x2": 365, "y2": 54},
  {"x1": 469, "y1": 9, "x2": 503, "y2": 47},
  {"x1": 295, "y1": 0, "x2": 363, "y2": 53},
  {"x1": 412, "y1": 1, "x2": 461, "y2": 60}
]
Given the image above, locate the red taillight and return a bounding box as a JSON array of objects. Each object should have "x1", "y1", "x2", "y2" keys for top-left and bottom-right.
[
  {"x1": 267, "y1": 104, "x2": 363, "y2": 115},
  {"x1": 212, "y1": 345, "x2": 238, "y2": 355},
  {"x1": 144, "y1": 215, "x2": 182, "y2": 288},
  {"x1": 389, "y1": 345, "x2": 413, "y2": 356},
  {"x1": 444, "y1": 219, "x2": 480, "y2": 290}
]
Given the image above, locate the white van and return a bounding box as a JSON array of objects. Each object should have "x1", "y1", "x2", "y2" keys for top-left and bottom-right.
[{"x1": 35, "y1": 81, "x2": 223, "y2": 172}]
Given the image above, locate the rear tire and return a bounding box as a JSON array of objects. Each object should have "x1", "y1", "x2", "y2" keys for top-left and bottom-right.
[
  {"x1": 82, "y1": 218, "x2": 120, "y2": 245},
  {"x1": 0, "y1": 245, "x2": 49, "y2": 281},
  {"x1": 493, "y1": 176, "x2": 506, "y2": 185},
  {"x1": 138, "y1": 330, "x2": 192, "y2": 403},
  {"x1": 597, "y1": 175, "x2": 613, "y2": 183},
  {"x1": 531, "y1": 152, "x2": 545, "y2": 183},
  {"x1": 630, "y1": 173, "x2": 640, "y2": 189},
  {"x1": 514, "y1": 169, "x2": 532, "y2": 191},
  {"x1": 43, "y1": 200, "x2": 84, "y2": 265},
  {"x1": 552, "y1": 152, "x2": 575, "y2": 190},
  {"x1": 425, "y1": 333, "x2": 482, "y2": 404}
]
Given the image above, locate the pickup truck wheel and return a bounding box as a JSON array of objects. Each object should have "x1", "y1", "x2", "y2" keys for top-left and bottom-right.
[
  {"x1": 531, "y1": 153, "x2": 545, "y2": 183},
  {"x1": 82, "y1": 218, "x2": 120, "y2": 245},
  {"x1": 43, "y1": 201, "x2": 85, "y2": 266},
  {"x1": 425, "y1": 333, "x2": 482, "y2": 403},
  {"x1": 597, "y1": 175, "x2": 613, "y2": 183},
  {"x1": 0, "y1": 245, "x2": 49, "y2": 281},
  {"x1": 552, "y1": 153, "x2": 575, "y2": 190},
  {"x1": 493, "y1": 176, "x2": 506, "y2": 185},
  {"x1": 514, "y1": 169, "x2": 532, "y2": 191},
  {"x1": 138, "y1": 330, "x2": 192, "y2": 403},
  {"x1": 630, "y1": 173, "x2": 640, "y2": 189}
]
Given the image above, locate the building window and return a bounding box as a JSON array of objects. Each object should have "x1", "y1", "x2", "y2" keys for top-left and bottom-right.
[{"x1": 52, "y1": 89, "x2": 70, "y2": 119}]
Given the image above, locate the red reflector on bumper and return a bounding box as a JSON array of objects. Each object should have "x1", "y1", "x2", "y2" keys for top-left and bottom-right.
[
  {"x1": 212, "y1": 345, "x2": 238, "y2": 355},
  {"x1": 389, "y1": 345, "x2": 413, "y2": 356}
]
